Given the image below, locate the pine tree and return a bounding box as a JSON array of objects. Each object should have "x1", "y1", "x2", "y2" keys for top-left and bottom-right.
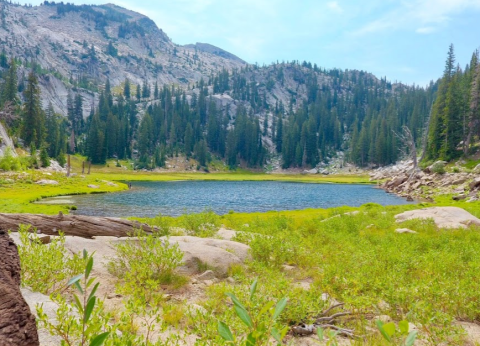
[{"x1": 21, "y1": 71, "x2": 45, "y2": 148}]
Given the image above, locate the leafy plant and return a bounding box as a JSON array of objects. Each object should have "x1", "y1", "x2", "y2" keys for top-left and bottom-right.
[
  {"x1": 36, "y1": 250, "x2": 111, "y2": 346},
  {"x1": 16, "y1": 224, "x2": 83, "y2": 294},
  {"x1": 218, "y1": 279, "x2": 289, "y2": 345},
  {"x1": 376, "y1": 320, "x2": 418, "y2": 346},
  {"x1": 108, "y1": 230, "x2": 184, "y2": 300}
]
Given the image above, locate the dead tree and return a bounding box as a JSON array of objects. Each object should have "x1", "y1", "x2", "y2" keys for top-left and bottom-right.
[{"x1": 394, "y1": 125, "x2": 418, "y2": 181}]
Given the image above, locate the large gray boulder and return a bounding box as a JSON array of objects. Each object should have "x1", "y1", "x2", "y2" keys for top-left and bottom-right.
[
  {"x1": 164, "y1": 236, "x2": 251, "y2": 276},
  {"x1": 395, "y1": 207, "x2": 480, "y2": 229}
]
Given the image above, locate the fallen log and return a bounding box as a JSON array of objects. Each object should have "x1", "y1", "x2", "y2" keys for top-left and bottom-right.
[{"x1": 0, "y1": 212, "x2": 152, "y2": 238}]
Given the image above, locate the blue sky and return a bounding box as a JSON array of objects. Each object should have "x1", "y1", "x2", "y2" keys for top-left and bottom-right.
[{"x1": 25, "y1": 0, "x2": 480, "y2": 86}]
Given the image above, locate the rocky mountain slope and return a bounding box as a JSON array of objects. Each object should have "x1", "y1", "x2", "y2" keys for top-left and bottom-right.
[{"x1": 0, "y1": 1, "x2": 245, "y2": 115}]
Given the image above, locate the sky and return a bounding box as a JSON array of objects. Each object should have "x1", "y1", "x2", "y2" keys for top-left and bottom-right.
[{"x1": 23, "y1": 0, "x2": 480, "y2": 87}]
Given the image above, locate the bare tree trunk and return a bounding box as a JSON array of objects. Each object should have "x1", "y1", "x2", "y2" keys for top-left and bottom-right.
[
  {"x1": 419, "y1": 104, "x2": 433, "y2": 163},
  {"x1": 66, "y1": 154, "x2": 71, "y2": 177}
]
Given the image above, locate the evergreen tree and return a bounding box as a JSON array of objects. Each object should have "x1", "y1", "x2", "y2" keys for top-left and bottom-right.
[{"x1": 21, "y1": 71, "x2": 45, "y2": 148}]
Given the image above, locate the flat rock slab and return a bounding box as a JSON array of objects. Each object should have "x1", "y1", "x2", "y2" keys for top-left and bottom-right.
[
  {"x1": 164, "y1": 236, "x2": 251, "y2": 277},
  {"x1": 395, "y1": 207, "x2": 480, "y2": 229}
]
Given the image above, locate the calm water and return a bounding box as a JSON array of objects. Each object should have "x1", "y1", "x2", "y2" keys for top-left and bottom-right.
[{"x1": 43, "y1": 181, "x2": 413, "y2": 217}]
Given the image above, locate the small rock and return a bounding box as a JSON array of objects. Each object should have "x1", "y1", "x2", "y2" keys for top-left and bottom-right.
[
  {"x1": 395, "y1": 228, "x2": 417, "y2": 234},
  {"x1": 469, "y1": 177, "x2": 480, "y2": 190},
  {"x1": 87, "y1": 184, "x2": 99, "y2": 189},
  {"x1": 35, "y1": 179, "x2": 59, "y2": 185},
  {"x1": 203, "y1": 280, "x2": 214, "y2": 287},
  {"x1": 453, "y1": 194, "x2": 467, "y2": 201},
  {"x1": 226, "y1": 277, "x2": 235, "y2": 284},
  {"x1": 197, "y1": 270, "x2": 216, "y2": 281},
  {"x1": 376, "y1": 315, "x2": 392, "y2": 323},
  {"x1": 282, "y1": 264, "x2": 295, "y2": 271}
]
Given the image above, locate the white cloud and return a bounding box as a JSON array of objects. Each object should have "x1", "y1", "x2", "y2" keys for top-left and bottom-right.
[
  {"x1": 327, "y1": 1, "x2": 343, "y2": 13},
  {"x1": 416, "y1": 26, "x2": 436, "y2": 34},
  {"x1": 351, "y1": 0, "x2": 480, "y2": 36}
]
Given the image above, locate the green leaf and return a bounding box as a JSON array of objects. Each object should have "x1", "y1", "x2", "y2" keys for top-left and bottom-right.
[
  {"x1": 83, "y1": 249, "x2": 88, "y2": 260},
  {"x1": 376, "y1": 320, "x2": 392, "y2": 342},
  {"x1": 89, "y1": 332, "x2": 110, "y2": 346},
  {"x1": 399, "y1": 320, "x2": 409, "y2": 335},
  {"x1": 218, "y1": 321, "x2": 234, "y2": 342},
  {"x1": 234, "y1": 305, "x2": 253, "y2": 328},
  {"x1": 249, "y1": 279, "x2": 258, "y2": 301},
  {"x1": 258, "y1": 301, "x2": 274, "y2": 318},
  {"x1": 383, "y1": 322, "x2": 396, "y2": 337},
  {"x1": 88, "y1": 282, "x2": 100, "y2": 302},
  {"x1": 246, "y1": 333, "x2": 256, "y2": 346},
  {"x1": 73, "y1": 294, "x2": 84, "y2": 313},
  {"x1": 272, "y1": 297, "x2": 287, "y2": 320},
  {"x1": 74, "y1": 280, "x2": 84, "y2": 294},
  {"x1": 404, "y1": 330, "x2": 418, "y2": 346},
  {"x1": 84, "y1": 296, "x2": 96, "y2": 323},
  {"x1": 271, "y1": 327, "x2": 282, "y2": 343},
  {"x1": 85, "y1": 256, "x2": 94, "y2": 279},
  {"x1": 67, "y1": 274, "x2": 83, "y2": 287},
  {"x1": 317, "y1": 326, "x2": 324, "y2": 340},
  {"x1": 226, "y1": 293, "x2": 247, "y2": 311}
]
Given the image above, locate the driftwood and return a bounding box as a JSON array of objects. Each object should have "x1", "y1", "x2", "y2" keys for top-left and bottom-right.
[
  {"x1": 291, "y1": 303, "x2": 358, "y2": 339},
  {"x1": 0, "y1": 212, "x2": 152, "y2": 238}
]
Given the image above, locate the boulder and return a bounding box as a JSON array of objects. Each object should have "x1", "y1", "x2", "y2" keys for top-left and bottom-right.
[
  {"x1": 87, "y1": 184, "x2": 99, "y2": 189},
  {"x1": 0, "y1": 230, "x2": 39, "y2": 346},
  {"x1": 395, "y1": 207, "x2": 480, "y2": 229},
  {"x1": 469, "y1": 177, "x2": 480, "y2": 190},
  {"x1": 164, "y1": 236, "x2": 251, "y2": 276}
]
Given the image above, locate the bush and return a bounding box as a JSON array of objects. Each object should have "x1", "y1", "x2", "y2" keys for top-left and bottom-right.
[
  {"x1": 177, "y1": 209, "x2": 220, "y2": 237},
  {"x1": 0, "y1": 147, "x2": 22, "y2": 171},
  {"x1": 108, "y1": 230, "x2": 184, "y2": 300},
  {"x1": 16, "y1": 225, "x2": 84, "y2": 294},
  {"x1": 430, "y1": 161, "x2": 446, "y2": 174}
]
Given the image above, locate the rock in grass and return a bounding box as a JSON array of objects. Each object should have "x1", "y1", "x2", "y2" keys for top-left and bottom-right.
[
  {"x1": 395, "y1": 207, "x2": 480, "y2": 229},
  {"x1": 197, "y1": 270, "x2": 216, "y2": 281},
  {"x1": 395, "y1": 228, "x2": 417, "y2": 234},
  {"x1": 35, "y1": 179, "x2": 59, "y2": 185},
  {"x1": 87, "y1": 184, "x2": 99, "y2": 188}
]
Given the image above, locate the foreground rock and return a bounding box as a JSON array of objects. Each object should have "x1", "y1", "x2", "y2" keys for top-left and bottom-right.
[
  {"x1": 0, "y1": 230, "x2": 39, "y2": 346},
  {"x1": 1, "y1": 213, "x2": 152, "y2": 238},
  {"x1": 164, "y1": 236, "x2": 251, "y2": 276},
  {"x1": 395, "y1": 207, "x2": 480, "y2": 229}
]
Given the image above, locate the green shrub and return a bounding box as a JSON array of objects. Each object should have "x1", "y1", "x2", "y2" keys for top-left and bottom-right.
[
  {"x1": 0, "y1": 147, "x2": 22, "y2": 171},
  {"x1": 108, "y1": 230, "x2": 184, "y2": 300},
  {"x1": 16, "y1": 225, "x2": 83, "y2": 294},
  {"x1": 177, "y1": 209, "x2": 220, "y2": 237},
  {"x1": 36, "y1": 251, "x2": 111, "y2": 346},
  {"x1": 430, "y1": 161, "x2": 446, "y2": 174}
]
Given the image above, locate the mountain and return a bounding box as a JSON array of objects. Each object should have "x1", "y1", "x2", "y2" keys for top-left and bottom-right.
[
  {"x1": 0, "y1": 1, "x2": 438, "y2": 170},
  {"x1": 0, "y1": 1, "x2": 245, "y2": 116}
]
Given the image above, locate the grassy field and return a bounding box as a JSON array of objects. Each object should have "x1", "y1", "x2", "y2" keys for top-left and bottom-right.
[{"x1": 6, "y1": 157, "x2": 480, "y2": 344}]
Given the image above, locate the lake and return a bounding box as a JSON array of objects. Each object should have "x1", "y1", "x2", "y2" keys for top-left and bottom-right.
[{"x1": 42, "y1": 181, "x2": 414, "y2": 217}]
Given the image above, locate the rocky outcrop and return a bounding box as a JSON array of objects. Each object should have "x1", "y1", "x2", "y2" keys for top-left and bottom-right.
[
  {"x1": 0, "y1": 230, "x2": 39, "y2": 346},
  {"x1": 395, "y1": 207, "x2": 480, "y2": 229}
]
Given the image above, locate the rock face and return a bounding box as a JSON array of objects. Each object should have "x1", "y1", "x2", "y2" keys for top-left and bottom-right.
[
  {"x1": 164, "y1": 236, "x2": 251, "y2": 276},
  {"x1": 0, "y1": 230, "x2": 39, "y2": 346},
  {"x1": 395, "y1": 207, "x2": 480, "y2": 229}
]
